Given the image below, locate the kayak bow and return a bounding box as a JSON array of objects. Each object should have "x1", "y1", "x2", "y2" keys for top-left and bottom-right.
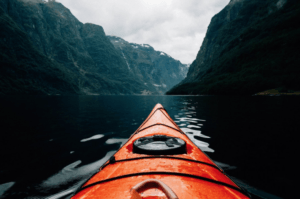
[{"x1": 72, "y1": 104, "x2": 250, "y2": 199}]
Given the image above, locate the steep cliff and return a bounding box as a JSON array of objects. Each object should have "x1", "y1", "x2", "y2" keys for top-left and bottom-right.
[
  {"x1": 108, "y1": 36, "x2": 189, "y2": 94},
  {"x1": 0, "y1": 4, "x2": 80, "y2": 94},
  {"x1": 167, "y1": 0, "x2": 300, "y2": 95},
  {"x1": 0, "y1": 0, "x2": 153, "y2": 95}
]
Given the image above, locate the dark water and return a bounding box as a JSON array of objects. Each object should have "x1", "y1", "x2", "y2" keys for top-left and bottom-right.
[{"x1": 0, "y1": 95, "x2": 298, "y2": 199}]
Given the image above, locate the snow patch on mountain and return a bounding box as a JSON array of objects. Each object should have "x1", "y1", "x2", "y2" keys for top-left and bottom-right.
[
  {"x1": 142, "y1": 44, "x2": 151, "y2": 48},
  {"x1": 159, "y1": 51, "x2": 171, "y2": 58},
  {"x1": 130, "y1": 44, "x2": 139, "y2": 48}
]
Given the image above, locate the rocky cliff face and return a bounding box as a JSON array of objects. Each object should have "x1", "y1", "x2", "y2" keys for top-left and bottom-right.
[
  {"x1": 107, "y1": 36, "x2": 189, "y2": 94},
  {"x1": 0, "y1": 2, "x2": 80, "y2": 94},
  {"x1": 0, "y1": 0, "x2": 167, "y2": 95},
  {"x1": 168, "y1": 0, "x2": 300, "y2": 95}
]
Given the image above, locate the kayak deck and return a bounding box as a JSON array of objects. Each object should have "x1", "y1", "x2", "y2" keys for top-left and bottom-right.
[{"x1": 72, "y1": 104, "x2": 250, "y2": 199}]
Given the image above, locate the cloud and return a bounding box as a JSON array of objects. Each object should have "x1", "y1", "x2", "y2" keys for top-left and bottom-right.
[{"x1": 57, "y1": 0, "x2": 230, "y2": 64}]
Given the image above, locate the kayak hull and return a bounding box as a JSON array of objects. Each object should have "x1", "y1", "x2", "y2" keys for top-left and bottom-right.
[{"x1": 72, "y1": 104, "x2": 250, "y2": 199}]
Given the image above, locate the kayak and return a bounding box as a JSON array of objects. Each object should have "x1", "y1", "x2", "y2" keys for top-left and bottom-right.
[{"x1": 71, "y1": 104, "x2": 250, "y2": 199}]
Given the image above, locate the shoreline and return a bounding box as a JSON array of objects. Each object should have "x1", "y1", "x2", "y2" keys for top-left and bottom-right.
[{"x1": 254, "y1": 89, "x2": 300, "y2": 96}]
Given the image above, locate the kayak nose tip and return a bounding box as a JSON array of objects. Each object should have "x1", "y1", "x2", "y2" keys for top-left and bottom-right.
[{"x1": 154, "y1": 103, "x2": 164, "y2": 109}]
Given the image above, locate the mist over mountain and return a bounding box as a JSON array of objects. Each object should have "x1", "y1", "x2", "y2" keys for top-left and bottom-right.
[
  {"x1": 167, "y1": 0, "x2": 300, "y2": 95},
  {"x1": 0, "y1": 0, "x2": 188, "y2": 95}
]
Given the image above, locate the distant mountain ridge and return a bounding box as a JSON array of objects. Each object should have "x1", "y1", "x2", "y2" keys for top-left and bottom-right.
[
  {"x1": 108, "y1": 35, "x2": 189, "y2": 94},
  {"x1": 167, "y1": 0, "x2": 300, "y2": 95},
  {"x1": 0, "y1": 0, "x2": 188, "y2": 95}
]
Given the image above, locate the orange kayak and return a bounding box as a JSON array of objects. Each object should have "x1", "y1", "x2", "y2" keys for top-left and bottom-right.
[{"x1": 71, "y1": 104, "x2": 250, "y2": 199}]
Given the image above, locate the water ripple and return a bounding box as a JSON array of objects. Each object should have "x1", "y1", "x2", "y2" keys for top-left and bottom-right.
[
  {"x1": 42, "y1": 151, "x2": 116, "y2": 199},
  {"x1": 80, "y1": 134, "x2": 104, "y2": 142},
  {"x1": 181, "y1": 128, "x2": 210, "y2": 139},
  {"x1": 0, "y1": 182, "x2": 15, "y2": 197},
  {"x1": 105, "y1": 138, "x2": 127, "y2": 146},
  {"x1": 187, "y1": 124, "x2": 201, "y2": 128},
  {"x1": 174, "y1": 104, "x2": 214, "y2": 153}
]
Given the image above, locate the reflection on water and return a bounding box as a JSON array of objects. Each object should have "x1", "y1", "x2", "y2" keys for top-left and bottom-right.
[
  {"x1": 0, "y1": 95, "x2": 295, "y2": 198},
  {"x1": 187, "y1": 125, "x2": 201, "y2": 128},
  {"x1": 80, "y1": 134, "x2": 104, "y2": 142},
  {"x1": 41, "y1": 151, "x2": 116, "y2": 199},
  {"x1": 173, "y1": 105, "x2": 214, "y2": 153},
  {"x1": 0, "y1": 182, "x2": 15, "y2": 196},
  {"x1": 105, "y1": 138, "x2": 127, "y2": 145}
]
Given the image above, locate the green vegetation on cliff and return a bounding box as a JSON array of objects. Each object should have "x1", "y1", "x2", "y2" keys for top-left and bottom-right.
[
  {"x1": 0, "y1": 6, "x2": 79, "y2": 95},
  {"x1": 167, "y1": 0, "x2": 300, "y2": 95},
  {"x1": 108, "y1": 36, "x2": 189, "y2": 94},
  {"x1": 0, "y1": 0, "x2": 154, "y2": 95}
]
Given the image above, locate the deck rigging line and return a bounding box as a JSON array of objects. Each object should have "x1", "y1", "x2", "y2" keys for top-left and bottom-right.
[
  {"x1": 75, "y1": 171, "x2": 249, "y2": 197},
  {"x1": 102, "y1": 155, "x2": 224, "y2": 173}
]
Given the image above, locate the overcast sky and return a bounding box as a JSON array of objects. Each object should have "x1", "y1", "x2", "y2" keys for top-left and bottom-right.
[{"x1": 58, "y1": 0, "x2": 230, "y2": 64}]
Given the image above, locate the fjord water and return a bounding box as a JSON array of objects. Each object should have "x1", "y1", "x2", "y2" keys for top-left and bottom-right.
[{"x1": 0, "y1": 96, "x2": 298, "y2": 199}]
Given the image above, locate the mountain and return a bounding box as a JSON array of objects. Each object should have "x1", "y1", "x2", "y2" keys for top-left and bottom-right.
[
  {"x1": 0, "y1": 1, "x2": 80, "y2": 95},
  {"x1": 107, "y1": 36, "x2": 189, "y2": 94},
  {"x1": 0, "y1": 0, "x2": 186, "y2": 95},
  {"x1": 167, "y1": 0, "x2": 300, "y2": 95}
]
